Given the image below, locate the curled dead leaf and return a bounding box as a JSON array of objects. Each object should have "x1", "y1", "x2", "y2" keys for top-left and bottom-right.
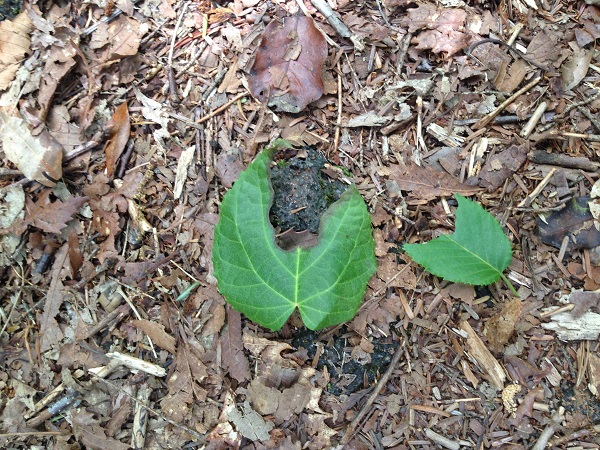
[{"x1": 104, "y1": 102, "x2": 130, "y2": 179}]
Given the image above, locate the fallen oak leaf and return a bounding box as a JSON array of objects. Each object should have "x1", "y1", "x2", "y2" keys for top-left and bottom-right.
[
  {"x1": 248, "y1": 13, "x2": 328, "y2": 113},
  {"x1": 8, "y1": 192, "x2": 88, "y2": 235}
]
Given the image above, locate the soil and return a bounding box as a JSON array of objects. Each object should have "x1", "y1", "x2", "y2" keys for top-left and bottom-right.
[{"x1": 269, "y1": 147, "x2": 346, "y2": 234}]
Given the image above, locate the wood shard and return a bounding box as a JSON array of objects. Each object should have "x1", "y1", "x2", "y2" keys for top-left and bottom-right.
[{"x1": 460, "y1": 319, "x2": 506, "y2": 390}]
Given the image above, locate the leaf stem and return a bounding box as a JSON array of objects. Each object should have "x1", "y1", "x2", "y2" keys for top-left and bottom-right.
[{"x1": 500, "y1": 273, "x2": 519, "y2": 297}]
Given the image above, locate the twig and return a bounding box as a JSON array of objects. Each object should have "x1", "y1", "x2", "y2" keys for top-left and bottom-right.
[
  {"x1": 131, "y1": 385, "x2": 151, "y2": 449},
  {"x1": 340, "y1": 342, "x2": 404, "y2": 445},
  {"x1": 310, "y1": 0, "x2": 364, "y2": 51},
  {"x1": 578, "y1": 106, "x2": 600, "y2": 133},
  {"x1": 396, "y1": 32, "x2": 412, "y2": 73},
  {"x1": 0, "y1": 431, "x2": 69, "y2": 437},
  {"x1": 167, "y1": 1, "x2": 191, "y2": 101},
  {"x1": 528, "y1": 150, "x2": 599, "y2": 171},
  {"x1": 333, "y1": 62, "x2": 342, "y2": 157},
  {"x1": 454, "y1": 111, "x2": 555, "y2": 126},
  {"x1": 424, "y1": 428, "x2": 460, "y2": 450},
  {"x1": 520, "y1": 101, "x2": 547, "y2": 138},
  {"x1": 106, "y1": 351, "x2": 166, "y2": 377},
  {"x1": 531, "y1": 411, "x2": 562, "y2": 450},
  {"x1": 473, "y1": 76, "x2": 542, "y2": 130},
  {"x1": 195, "y1": 92, "x2": 247, "y2": 124},
  {"x1": 26, "y1": 362, "x2": 121, "y2": 426},
  {"x1": 116, "y1": 140, "x2": 136, "y2": 179},
  {"x1": 517, "y1": 167, "x2": 556, "y2": 207}
]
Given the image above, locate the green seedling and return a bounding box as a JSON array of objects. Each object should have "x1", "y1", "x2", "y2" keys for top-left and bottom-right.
[
  {"x1": 212, "y1": 139, "x2": 376, "y2": 331},
  {"x1": 403, "y1": 194, "x2": 517, "y2": 295}
]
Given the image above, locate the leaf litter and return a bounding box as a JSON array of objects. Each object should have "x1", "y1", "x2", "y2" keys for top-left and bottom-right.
[{"x1": 0, "y1": 0, "x2": 600, "y2": 448}]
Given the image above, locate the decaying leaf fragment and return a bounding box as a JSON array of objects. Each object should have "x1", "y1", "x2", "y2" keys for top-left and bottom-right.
[
  {"x1": 537, "y1": 196, "x2": 600, "y2": 251},
  {"x1": 0, "y1": 112, "x2": 63, "y2": 186},
  {"x1": 483, "y1": 297, "x2": 522, "y2": 354},
  {"x1": 248, "y1": 14, "x2": 328, "y2": 113}
]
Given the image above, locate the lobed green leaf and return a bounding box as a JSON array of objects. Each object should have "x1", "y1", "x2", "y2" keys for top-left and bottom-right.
[{"x1": 213, "y1": 141, "x2": 376, "y2": 330}]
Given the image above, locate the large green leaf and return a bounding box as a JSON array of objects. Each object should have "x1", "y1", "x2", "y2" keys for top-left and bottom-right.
[
  {"x1": 213, "y1": 141, "x2": 376, "y2": 331},
  {"x1": 403, "y1": 194, "x2": 513, "y2": 287}
]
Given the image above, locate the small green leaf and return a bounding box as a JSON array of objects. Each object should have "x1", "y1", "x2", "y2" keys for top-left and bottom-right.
[
  {"x1": 403, "y1": 194, "x2": 513, "y2": 288},
  {"x1": 213, "y1": 140, "x2": 376, "y2": 331}
]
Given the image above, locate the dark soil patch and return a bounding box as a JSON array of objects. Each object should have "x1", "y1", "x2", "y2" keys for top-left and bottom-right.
[{"x1": 269, "y1": 148, "x2": 347, "y2": 234}]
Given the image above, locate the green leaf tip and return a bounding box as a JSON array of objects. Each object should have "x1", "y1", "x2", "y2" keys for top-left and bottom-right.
[
  {"x1": 403, "y1": 194, "x2": 514, "y2": 290},
  {"x1": 212, "y1": 144, "x2": 376, "y2": 331}
]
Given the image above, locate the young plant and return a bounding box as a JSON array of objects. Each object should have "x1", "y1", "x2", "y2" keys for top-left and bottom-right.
[
  {"x1": 403, "y1": 194, "x2": 517, "y2": 295},
  {"x1": 212, "y1": 140, "x2": 376, "y2": 331}
]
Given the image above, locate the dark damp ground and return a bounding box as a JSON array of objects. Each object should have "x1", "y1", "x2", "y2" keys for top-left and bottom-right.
[
  {"x1": 291, "y1": 328, "x2": 399, "y2": 396},
  {"x1": 269, "y1": 147, "x2": 347, "y2": 235}
]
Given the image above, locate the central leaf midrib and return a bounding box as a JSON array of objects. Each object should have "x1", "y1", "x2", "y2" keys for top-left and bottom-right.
[{"x1": 448, "y1": 235, "x2": 501, "y2": 273}]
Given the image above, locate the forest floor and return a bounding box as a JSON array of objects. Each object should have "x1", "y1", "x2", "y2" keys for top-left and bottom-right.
[{"x1": 1, "y1": 0, "x2": 600, "y2": 448}]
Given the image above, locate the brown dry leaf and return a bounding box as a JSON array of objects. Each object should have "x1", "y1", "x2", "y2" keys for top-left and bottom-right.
[
  {"x1": 537, "y1": 197, "x2": 600, "y2": 252},
  {"x1": 525, "y1": 31, "x2": 560, "y2": 70},
  {"x1": 95, "y1": 16, "x2": 141, "y2": 60},
  {"x1": 71, "y1": 409, "x2": 130, "y2": 450},
  {"x1": 221, "y1": 308, "x2": 250, "y2": 383},
  {"x1": 47, "y1": 106, "x2": 85, "y2": 154},
  {"x1": 227, "y1": 400, "x2": 274, "y2": 442},
  {"x1": 569, "y1": 290, "x2": 600, "y2": 318},
  {"x1": 104, "y1": 102, "x2": 130, "y2": 179},
  {"x1": 214, "y1": 152, "x2": 244, "y2": 189},
  {"x1": 475, "y1": 144, "x2": 528, "y2": 192},
  {"x1": 248, "y1": 13, "x2": 328, "y2": 113},
  {"x1": 387, "y1": 163, "x2": 481, "y2": 201},
  {"x1": 562, "y1": 47, "x2": 593, "y2": 91},
  {"x1": 403, "y1": 4, "x2": 469, "y2": 56},
  {"x1": 131, "y1": 319, "x2": 176, "y2": 354},
  {"x1": 39, "y1": 245, "x2": 68, "y2": 352},
  {"x1": 303, "y1": 413, "x2": 336, "y2": 450},
  {"x1": 0, "y1": 12, "x2": 32, "y2": 90},
  {"x1": 247, "y1": 373, "x2": 313, "y2": 425},
  {"x1": 377, "y1": 254, "x2": 417, "y2": 289},
  {"x1": 0, "y1": 112, "x2": 63, "y2": 187},
  {"x1": 281, "y1": 121, "x2": 323, "y2": 147},
  {"x1": 495, "y1": 59, "x2": 529, "y2": 92},
  {"x1": 35, "y1": 28, "x2": 78, "y2": 126},
  {"x1": 483, "y1": 297, "x2": 522, "y2": 354},
  {"x1": 10, "y1": 192, "x2": 87, "y2": 235},
  {"x1": 161, "y1": 341, "x2": 208, "y2": 422}
]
